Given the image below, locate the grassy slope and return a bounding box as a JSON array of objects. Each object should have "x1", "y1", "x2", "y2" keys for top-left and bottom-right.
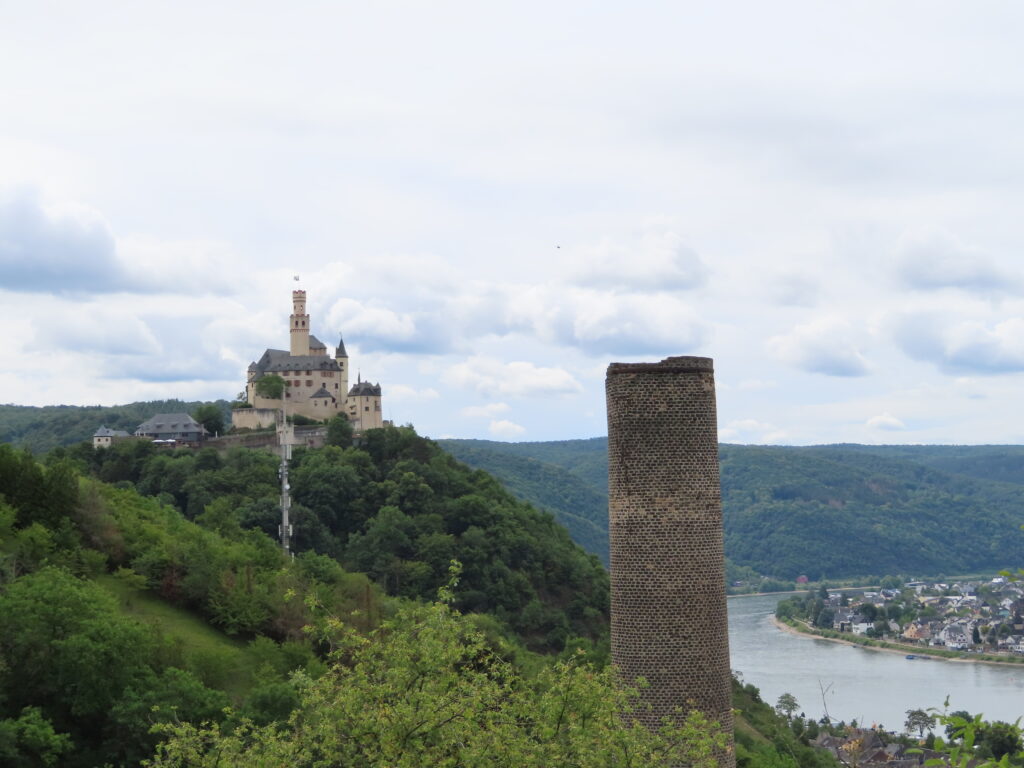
[{"x1": 96, "y1": 574, "x2": 260, "y2": 701}]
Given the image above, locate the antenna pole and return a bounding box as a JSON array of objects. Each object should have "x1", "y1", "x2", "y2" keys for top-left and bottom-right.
[{"x1": 277, "y1": 405, "x2": 293, "y2": 556}]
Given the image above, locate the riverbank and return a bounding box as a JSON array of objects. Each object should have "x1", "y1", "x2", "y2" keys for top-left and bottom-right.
[{"x1": 771, "y1": 616, "x2": 1024, "y2": 668}]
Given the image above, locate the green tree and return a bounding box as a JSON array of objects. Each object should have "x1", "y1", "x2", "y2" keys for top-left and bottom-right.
[
  {"x1": 979, "y1": 721, "x2": 1023, "y2": 760},
  {"x1": 254, "y1": 375, "x2": 285, "y2": 400},
  {"x1": 905, "y1": 709, "x2": 936, "y2": 738},
  {"x1": 815, "y1": 607, "x2": 835, "y2": 629},
  {"x1": 325, "y1": 415, "x2": 353, "y2": 448},
  {"x1": 776, "y1": 692, "x2": 799, "y2": 720},
  {"x1": 0, "y1": 707, "x2": 72, "y2": 767},
  {"x1": 150, "y1": 594, "x2": 727, "y2": 767},
  {"x1": 106, "y1": 668, "x2": 228, "y2": 766},
  {"x1": 929, "y1": 710, "x2": 1023, "y2": 768},
  {"x1": 880, "y1": 575, "x2": 903, "y2": 590},
  {"x1": 192, "y1": 404, "x2": 225, "y2": 437}
]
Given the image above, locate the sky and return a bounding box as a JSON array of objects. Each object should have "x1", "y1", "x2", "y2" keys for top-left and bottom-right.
[{"x1": 3, "y1": 1, "x2": 1024, "y2": 445}]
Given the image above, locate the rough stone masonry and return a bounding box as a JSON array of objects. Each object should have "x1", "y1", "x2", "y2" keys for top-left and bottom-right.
[{"x1": 606, "y1": 356, "x2": 734, "y2": 766}]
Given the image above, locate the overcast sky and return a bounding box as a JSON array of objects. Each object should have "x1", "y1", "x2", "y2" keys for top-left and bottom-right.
[{"x1": 3, "y1": 1, "x2": 1024, "y2": 444}]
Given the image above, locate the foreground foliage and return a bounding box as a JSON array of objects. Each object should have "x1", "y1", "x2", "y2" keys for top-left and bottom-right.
[{"x1": 151, "y1": 587, "x2": 728, "y2": 768}]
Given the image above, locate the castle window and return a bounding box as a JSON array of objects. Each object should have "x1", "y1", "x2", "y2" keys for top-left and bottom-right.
[{"x1": 306, "y1": 380, "x2": 312, "y2": 387}]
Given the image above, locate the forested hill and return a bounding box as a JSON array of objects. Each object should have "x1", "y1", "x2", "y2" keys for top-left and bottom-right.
[
  {"x1": 439, "y1": 438, "x2": 1024, "y2": 581},
  {"x1": 0, "y1": 400, "x2": 233, "y2": 452},
  {"x1": 1, "y1": 433, "x2": 830, "y2": 767},
  {"x1": 0, "y1": 426, "x2": 610, "y2": 764}
]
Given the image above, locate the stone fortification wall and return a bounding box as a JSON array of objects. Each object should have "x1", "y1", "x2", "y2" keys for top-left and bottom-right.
[
  {"x1": 208, "y1": 425, "x2": 327, "y2": 453},
  {"x1": 231, "y1": 407, "x2": 278, "y2": 431},
  {"x1": 605, "y1": 356, "x2": 734, "y2": 766}
]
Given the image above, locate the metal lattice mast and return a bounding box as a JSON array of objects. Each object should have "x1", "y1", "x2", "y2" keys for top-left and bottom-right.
[{"x1": 277, "y1": 406, "x2": 293, "y2": 556}]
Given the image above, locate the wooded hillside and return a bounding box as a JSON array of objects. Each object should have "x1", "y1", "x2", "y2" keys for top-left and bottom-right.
[
  {"x1": 0, "y1": 400, "x2": 233, "y2": 452},
  {"x1": 440, "y1": 439, "x2": 1024, "y2": 581}
]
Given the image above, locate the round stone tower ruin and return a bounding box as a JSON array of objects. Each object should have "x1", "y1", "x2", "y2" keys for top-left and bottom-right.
[{"x1": 606, "y1": 356, "x2": 734, "y2": 766}]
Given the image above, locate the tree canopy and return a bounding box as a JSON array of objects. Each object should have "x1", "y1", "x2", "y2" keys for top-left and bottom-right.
[{"x1": 254, "y1": 375, "x2": 285, "y2": 400}]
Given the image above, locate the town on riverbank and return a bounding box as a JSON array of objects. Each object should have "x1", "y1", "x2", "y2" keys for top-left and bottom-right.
[{"x1": 775, "y1": 576, "x2": 1024, "y2": 663}]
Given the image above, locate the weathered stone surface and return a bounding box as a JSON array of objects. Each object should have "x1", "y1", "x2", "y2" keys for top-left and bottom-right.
[{"x1": 606, "y1": 356, "x2": 734, "y2": 766}]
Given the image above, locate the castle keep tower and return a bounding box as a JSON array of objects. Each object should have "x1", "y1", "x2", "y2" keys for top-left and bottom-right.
[
  {"x1": 290, "y1": 290, "x2": 310, "y2": 356},
  {"x1": 605, "y1": 356, "x2": 734, "y2": 765},
  {"x1": 233, "y1": 289, "x2": 386, "y2": 432}
]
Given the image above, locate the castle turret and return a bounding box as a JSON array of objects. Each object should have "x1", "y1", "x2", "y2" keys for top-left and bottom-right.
[
  {"x1": 335, "y1": 334, "x2": 349, "y2": 408},
  {"x1": 347, "y1": 375, "x2": 383, "y2": 431},
  {"x1": 290, "y1": 290, "x2": 310, "y2": 356},
  {"x1": 605, "y1": 356, "x2": 734, "y2": 767}
]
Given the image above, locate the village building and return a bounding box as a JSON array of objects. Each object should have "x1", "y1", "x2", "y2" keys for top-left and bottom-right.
[
  {"x1": 134, "y1": 413, "x2": 206, "y2": 444},
  {"x1": 92, "y1": 426, "x2": 131, "y2": 449},
  {"x1": 231, "y1": 290, "x2": 384, "y2": 431}
]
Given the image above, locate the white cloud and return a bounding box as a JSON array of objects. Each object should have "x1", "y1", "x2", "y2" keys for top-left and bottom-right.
[
  {"x1": 569, "y1": 230, "x2": 708, "y2": 292},
  {"x1": 768, "y1": 317, "x2": 870, "y2": 377},
  {"x1": 488, "y1": 419, "x2": 526, "y2": 439},
  {"x1": 461, "y1": 402, "x2": 510, "y2": 419},
  {"x1": 31, "y1": 305, "x2": 161, "y2": 356},
  {"x1": 10, "y1": 4, "x2": 1024, "y2": 442},
  {"x1": 866, "y1": 412, "x2": 906, "y2": 430},
  {"x1": 387, "y1": 384, "x2": 440, "y2": 401},
  {"x1": 770, "y1": 273, "x2": 819, "y2": 307},
  {"x1": 0, "y1": 188, "x2": 120, "y2": 294},
  {"x1": 502, "y1": 285, "x2": 708, "y2": 356},
  {"x1": 895, "y1": 230, "x2": 1018, "y2": 295},
  {"x1": 444, "y1": 357, "x2": 582, "y2": 398},
  {"x1": 118, "y1": 236, "x2": 241, "y2": 296},
  {"x1": 891, "y1": 312, "x2": 1024, "y2": 375},
  {"x1": 326, "y1": 297, "x2": 449, "y2": 354}
]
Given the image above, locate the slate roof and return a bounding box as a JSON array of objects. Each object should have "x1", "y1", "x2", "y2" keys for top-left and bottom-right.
[
  {"x1": 310, "y1": 386, "x2": 334, "y2": 399},
  {"x1": 349, "y1": 380, "x2": 382, "y2": 397},
  {"x1": 250, "y1": 348, "x2": 341, "y2": 376},
  {"x1": 335, "y1": 334, "x2": 348, "y2": 358},
  {"x1": 309, "y1": 334, "x2": 326, "y2": 350},
  {"x1": 93, "y1": 426, "x2": 130, "y2": 437},
  {"x1": 135, "y1": 413, "x2": 204, "y2": 436}
]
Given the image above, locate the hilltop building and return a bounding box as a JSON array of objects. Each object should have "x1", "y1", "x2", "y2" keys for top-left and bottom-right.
[
  {"x1": 135, "y1": 413, "x2": 206, "y2": 443},
  {"x1": 232, "y1": 290, "x2": 384, "y2": 431},
  {"x1": 93, "y1": 413, "x2": 206, "y2": 448},
  {"x1": 92, "y1": 426, "x2": 130, "y2": 448}
]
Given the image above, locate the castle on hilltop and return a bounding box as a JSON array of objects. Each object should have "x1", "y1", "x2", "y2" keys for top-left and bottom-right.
[{"x1": 231, "y1": 290, "x2": 384, "y2": 432}]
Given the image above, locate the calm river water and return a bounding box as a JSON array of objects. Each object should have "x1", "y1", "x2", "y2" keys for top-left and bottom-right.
[{"x1": 728, "y1": 594, "x2": 1024, "y2": 729}]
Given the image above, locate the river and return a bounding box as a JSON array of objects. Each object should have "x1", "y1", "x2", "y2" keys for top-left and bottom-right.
[{"x1": 728, "y1": 593, "x2": 1024, "y2": 729}]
